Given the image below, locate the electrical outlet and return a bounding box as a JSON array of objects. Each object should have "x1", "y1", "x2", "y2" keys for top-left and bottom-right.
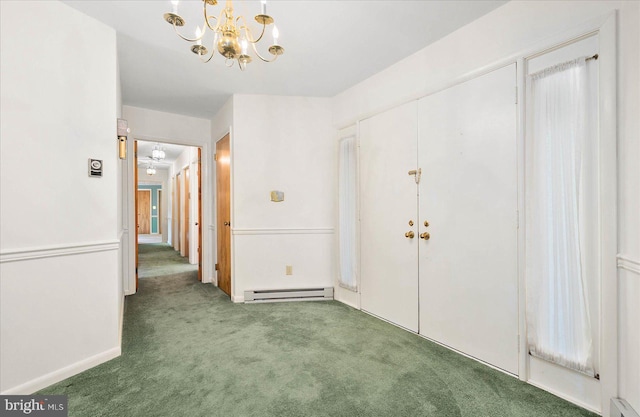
[{"x1": 286, "y1": 265, "x2": 293, "y2": 275}]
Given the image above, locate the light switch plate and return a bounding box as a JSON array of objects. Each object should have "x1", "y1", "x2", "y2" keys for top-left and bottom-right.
[{"x1": 271, "y1": 191, "x2": 284, "y2": 202}]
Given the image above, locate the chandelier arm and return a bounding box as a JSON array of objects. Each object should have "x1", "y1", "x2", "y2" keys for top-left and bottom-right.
[
  {"x1": 172, "y1": 21, "x2": 207, "y2": 43},
  {"x1": 250, "y1": 41, "x2": 279, "y2": 63},
  {"x1": 236, "y1": 16, "x2": 266, "y2": 44},
  {"x1": 199, "y1": 44, "x2": 217, "y2": 63},
  {"x1": 203, "y1": 1, "x2": 220, "y2": 31}
]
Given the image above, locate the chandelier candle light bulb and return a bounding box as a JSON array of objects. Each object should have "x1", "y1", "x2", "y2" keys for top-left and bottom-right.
[{"x1": 163, "y1": 0, "x2": 284, "y2": 70}]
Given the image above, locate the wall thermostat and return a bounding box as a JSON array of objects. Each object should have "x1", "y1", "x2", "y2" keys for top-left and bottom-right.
[{"x1": 89, "y1": 159, "x2": 103, "y2": 177}]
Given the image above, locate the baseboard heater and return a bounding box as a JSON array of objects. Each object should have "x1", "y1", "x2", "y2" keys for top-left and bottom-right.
[
  {"x1": 244, "y1": 287, "x2": 333, "y2": 303},
  {"x1": 612, "y1": 399, "x2": 640, "y2": 417}
]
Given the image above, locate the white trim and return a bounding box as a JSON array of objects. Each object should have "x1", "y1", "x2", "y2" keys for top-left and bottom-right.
[
  {"x1": 0, "y1": 346, "x2": 121, "y2": 395},
  {"x1": 0, "y1": 240, "x2": 119, "y2": 263},
  {"x1": 618, "y1": 255, "x2": 640, "y2": 275},
  {"x1": 231, "y1": 295, "x2": 244, "y2": 303},
  {"x1": 232, "y1": 228, "x2": 334, "y2": 235},
  {"x1": 527, "y1": 378, "x2": 601, "y2": 415}
]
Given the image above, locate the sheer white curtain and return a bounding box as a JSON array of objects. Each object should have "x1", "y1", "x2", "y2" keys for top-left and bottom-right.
[
  {"x1": 338, "y1": 136, "x2": 357, "y2": 291},
  {"x1": 525, "y1": 57, "x2": 595, "y2": 376}
]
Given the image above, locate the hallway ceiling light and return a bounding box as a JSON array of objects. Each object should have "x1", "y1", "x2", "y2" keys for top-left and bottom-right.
[
  {"x1": 146, "y1": 165, "x2": 157, "y2": 176},
  {"x1": 164, "y1": 0, "x2": 284, "y2": 71},
  {"x1": 151, "y1": 144, "x2": 166, "y2": 161}
]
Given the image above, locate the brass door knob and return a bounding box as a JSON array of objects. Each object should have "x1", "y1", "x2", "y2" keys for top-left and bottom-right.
[
  {"x1": 223, "y1": 221, "x2": 231, "y2": 226},
  {"x1": 420, "y1": 232, "x2": 430, "y2": 240},
  {"x1": 405, "y1": 231, "x2": 415, "y2": 239}
]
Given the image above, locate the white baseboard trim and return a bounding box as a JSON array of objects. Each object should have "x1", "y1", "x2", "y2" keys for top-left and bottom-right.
[
  {"x1": 335, "y1": 296, "x2": 359, "y2": 309},
  {"x1": 618, "y1": 254, "x2": 640, "y2": 275},
  {"x1": 526, "y1": 379, "x2": 601, "y2": 415},
  {"x1": 1, "y1": 346, "x2": 121, "y2": 395},
  {"x1": 231, "y1": 295, "x2": 245, "y2": 303},
  {"x1": 232, "y1": 227, "x2": 334, "y2": 235},
  {"x1": 0, "y1": 240, "x2": 119, "y2": 263}
]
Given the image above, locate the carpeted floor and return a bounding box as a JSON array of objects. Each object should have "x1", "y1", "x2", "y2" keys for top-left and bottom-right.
[
  {"x1": 138, "y1": 243, "x2": 198, "y2": 278},
  {"x1": 38, "y1": 245, "x2": 597, "y2": 417}
]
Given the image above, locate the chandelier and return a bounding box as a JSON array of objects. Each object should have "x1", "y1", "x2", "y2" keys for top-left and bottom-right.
[
  {"x1": 164, "y1": 0, "x2": 284, "y2": 71},
  {"x1": 152, "y1": 144, "x2": 166, "y2": 161},
  {"x1": 146, "y1": 165, "x2": 157, "y2": 176}
]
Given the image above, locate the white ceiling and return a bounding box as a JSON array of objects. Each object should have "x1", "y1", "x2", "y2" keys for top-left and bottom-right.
[{"x1": 62, "y1": 0, "x2": 507, "y2": 119}]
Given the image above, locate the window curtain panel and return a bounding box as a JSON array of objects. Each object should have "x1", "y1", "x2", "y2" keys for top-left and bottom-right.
[
  {"x1": 525, "y1": 57, "x2": 596, "y2": 376},
  {"x1": 338, "y1": 136, "x2": 357, "y2": 291}
]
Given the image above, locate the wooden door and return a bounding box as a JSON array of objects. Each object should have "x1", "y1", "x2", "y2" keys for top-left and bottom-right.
[
  {"x1": 137, "y1": 190, "x2": 151, "y2": 234},
  {"x1": 134, "y1": 141, "x2": 139, "y2": 291},
  {"x1": 417, "y1": 64, "x2": 518, "y2": 374},
  {"x1": 183, "y1": 167, "x2": 190, "y2": 258},
  {"x1": 197, "y1": 148, "x2": 203, "y2": 281},
  {"x1": 216, "y1": 134, "x2": 231, "y2": 296},
  {"x1": 359, "y1": 102, "x2": 419, "y2": 332}
]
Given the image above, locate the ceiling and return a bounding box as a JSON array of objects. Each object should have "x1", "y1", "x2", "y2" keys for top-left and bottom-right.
[{"x1": 62, "y1": 0, "x2": 507, "y2": 119}]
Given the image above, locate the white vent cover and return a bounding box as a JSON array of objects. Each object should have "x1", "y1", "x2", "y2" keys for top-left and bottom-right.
[{"x1": 244, "y1": 287, "x2": 333, "y2": 303}]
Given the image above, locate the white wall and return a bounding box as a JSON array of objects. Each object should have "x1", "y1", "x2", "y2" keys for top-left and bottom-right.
[
  {"x1": 122, "y1": 105, "x2": 212, "y2": 292},
  {"x1": 0, "y1": 0, "x2": 120, "y2": 394},
  {"x1": 332, "y1": 1, "x2": 640, "y2": 414},
  {"x1": 230, "y1": 95, "x2": 335, "y2": 301}
]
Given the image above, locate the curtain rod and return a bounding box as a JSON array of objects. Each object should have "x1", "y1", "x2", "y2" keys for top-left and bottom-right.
[{"x1": 586, "y1": 54, "x2": 599, "y2": 61}]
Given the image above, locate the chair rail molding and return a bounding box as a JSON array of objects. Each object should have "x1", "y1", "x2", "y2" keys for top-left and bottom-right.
[
  {"x1": 232, "y1": 227, "x2": 334, "y2": 235},
  {"x1": 617, "y1": 254, "x2": 640, "y2": 275},
  {"x1": 0, "y1": 240, "x2": 120, "y2": 263}
]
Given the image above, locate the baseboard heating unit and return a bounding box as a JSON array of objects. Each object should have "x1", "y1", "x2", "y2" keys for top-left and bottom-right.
[
  {"x1": 244, "y1": 287, "x2": 333, "y2": 303},
  {"x1": 612, "y1": 399, "x2": 640, "y2": 417}
]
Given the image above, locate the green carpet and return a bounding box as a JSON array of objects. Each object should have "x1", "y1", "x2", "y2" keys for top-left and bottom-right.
[
  {"x1": 38, "y1": 245, "x2": 596, "y2": 416},
  {"x1": 137, "y1": 243, "x2": 198, "y2": 278}
]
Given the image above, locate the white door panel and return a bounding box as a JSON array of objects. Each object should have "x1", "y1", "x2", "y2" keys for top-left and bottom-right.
[
  {"x1": 360, "y1": 101, "x2": 419, "y2": 332},
  {"x1": 418, "y1": 64, "x2": 519, "y2": 374}
]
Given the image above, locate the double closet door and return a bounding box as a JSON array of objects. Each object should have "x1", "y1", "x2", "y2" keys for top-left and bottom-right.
[{"x1": 360, "y1": 64, "x2": 519, "y2": 375}]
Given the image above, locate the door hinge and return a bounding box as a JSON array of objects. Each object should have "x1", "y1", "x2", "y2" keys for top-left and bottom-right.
[
  {"x1": 214, "y1": 154, "x2": 217, "y2": 161},
  {"x1": 408, "y1": 168, "x2": 422, "y2": 184},
  {"x1": 215, "y1": 263, "x2": 219, "y2": 271},
  {"x1": 515, "y1": 86, "x2": 518, "y2": 104}
]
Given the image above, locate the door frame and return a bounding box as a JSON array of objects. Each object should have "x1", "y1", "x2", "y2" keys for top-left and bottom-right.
[{"x1": 126, "y1": 136, "x2": 212, "y2": 295}]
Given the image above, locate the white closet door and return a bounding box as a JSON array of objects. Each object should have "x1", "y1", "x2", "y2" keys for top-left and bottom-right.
[
  {"x1": 360, "y1": 101, "x2": 419, "y2": 332},
  {"x1": 418, "y1": 64, "x2": 518, "y2": 374}
]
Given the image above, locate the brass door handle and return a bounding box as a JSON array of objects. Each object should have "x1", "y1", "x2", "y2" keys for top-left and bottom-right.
[
  {"x1": 223, "y1": 221, "x2": 231, "y2": 226},
  {"x1": 420, "y1": 232, "x2": 430, "y2": 240},
  {"x1": 405, "y1": 231, "x2": 415, "y2": 239}
]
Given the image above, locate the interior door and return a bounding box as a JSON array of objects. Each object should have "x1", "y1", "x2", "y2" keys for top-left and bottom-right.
[
  {"x1": 197, "y1": 148, "x2": 203, "y2": 281},
  {"x1": 360, "y1": 101, "x2": 419, "y2": 332},
  {"x1": 216, "y1": 134, "x2": 231, "y2": 296},
  {"x1": 137, "y1": 190, "x2": 151, "y2": 234},
  {"x1": 418, "y1": 64, "x2": 518, "y2": 374}
]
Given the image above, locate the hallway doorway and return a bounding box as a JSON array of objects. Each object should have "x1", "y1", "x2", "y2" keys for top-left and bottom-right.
[{"x1": 135, "y1": 140, "x2": 203, "y2": 290}]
